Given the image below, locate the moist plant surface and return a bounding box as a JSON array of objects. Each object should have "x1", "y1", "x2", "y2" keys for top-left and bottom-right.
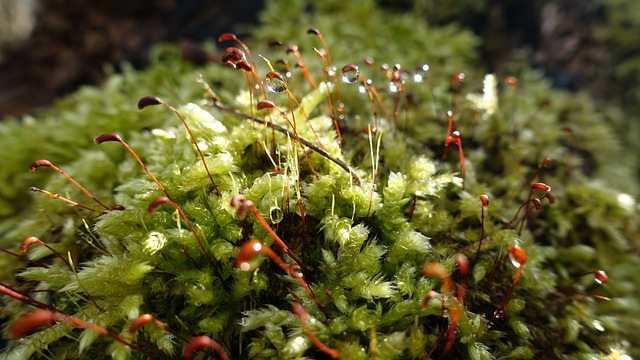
[{"x1": 1, "y1": 1, "x2": 639, "y2": 359}]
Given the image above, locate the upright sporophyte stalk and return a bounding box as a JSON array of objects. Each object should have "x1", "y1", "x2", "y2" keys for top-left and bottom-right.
[
  {"x1": 28, "y1": 159, "x2": 110, "y2": 210},
  {"x1": 94, "y1": 133, "x2": 173, "y2": 200},
  {"x1": 230, "y1": 194, "x2": 305, "y2": 269},
  {"x1": 506, "y1": 182, "x2": 553, "y2": 235},
  {"x1": 422, "y1": 255, "x2": 469, "y2": 359},
  {"x1": 473, "y1": 194, "x2": 490, "y2": 266},
  {"x1": 235, "y1": 239, "x2": 324, "y2": 312},
  {"x1": 490, "y1": 245, "x2": 527, "y2": 324},
  {"x1": 137, "y1": 95, "x2": 221, "y2": 196},
  {"x1": 148, "y1": 196, "x2": 217, "y2": 269}
]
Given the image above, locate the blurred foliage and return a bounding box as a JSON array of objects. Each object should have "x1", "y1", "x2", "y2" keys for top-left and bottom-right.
[{"x1": 1, "y1": 0, "x2": 639, "y2": 359}]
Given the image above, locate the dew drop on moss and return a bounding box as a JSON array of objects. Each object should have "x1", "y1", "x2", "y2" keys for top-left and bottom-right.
[
  {"x1": 341, "y1": 64, "x2": 360, "y2": 83},
  {"x1": 288, "y1": 264, "x2": 303, "y2": 278},
  {"x1": 269, "y1": 206, "x2": 284, "y2": 224},
  {"x1": 266, "y1": 71, "x2": 287, "y2": 93},
  {"x1": 413, "y1": 64, "x2": 430, "y2": 83}
]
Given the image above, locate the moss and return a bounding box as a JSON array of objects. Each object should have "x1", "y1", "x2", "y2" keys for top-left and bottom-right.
[{"x1": 1, "y1": 0, "x2": 639, "y2": 359}]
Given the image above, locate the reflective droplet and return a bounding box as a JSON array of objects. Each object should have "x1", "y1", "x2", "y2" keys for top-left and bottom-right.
[
  {"x1": 594, "y1": 270, "x2": 608, "y2": 285},
  {"x1": 288, "y1": 264, "x2": 304, "y2": 278},
  {"x1": 252, "y1": 242, "x2": 262, "y2": 252},
  {"x1": 326, "y1": 65, "x2": 336, "y2": 77},
  {"x1": 341, "y1": 64, "x2": 360, "y2": 83},
  {"x1": 265, "y1": 71, "x2": 287, "y2": 93},
  {"x1": 389, "y1": 82, "x2": 399, "y2": 93},
  {"x1": 413, "y1": 64, "x2": 430, "y2": 83},
  {"x1": 592, "y1": 320, "x2": 605, "y2": 332},
  {"x1": 269, "y1": 206, "x2": 284, "y2": 224},
  {"x1": 508, "y1": 244, "x2": 527, "y2": 268}
]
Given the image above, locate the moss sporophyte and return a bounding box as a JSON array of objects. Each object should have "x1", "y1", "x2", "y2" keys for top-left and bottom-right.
[{"x1": 1, "y1": 3, "x2": 638, "y2": 358}]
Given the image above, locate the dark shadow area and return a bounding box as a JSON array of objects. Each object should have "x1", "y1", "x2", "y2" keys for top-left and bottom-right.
[{"x1": 0, "y1": 0, "x2": 264, "y2": 118}]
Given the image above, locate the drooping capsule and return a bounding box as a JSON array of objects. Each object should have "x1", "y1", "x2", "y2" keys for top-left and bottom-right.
[{"x1": 221, "y1": 47, "x2": 246, "y2": 68}]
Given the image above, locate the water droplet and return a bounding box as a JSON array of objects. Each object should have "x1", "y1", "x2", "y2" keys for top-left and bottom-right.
[
  {"x1": 413, "y1": 64, "x2": 430, "y2": 83},
  {"x1": 341, "y1": 64, "x2": 360, "y2": 83},
  {"x1": 265, "y1": 71, "x2": 287, "y2": 93},
  {"x1": 252, "y1": 242, "x2": 262, "y2": 252},
  {"x1": 389, "y1": 82, "x2": 399, "y2": 93},
  {"x1": 288, "y1": 264, "x2": 304, "y2": 278},
  {"x1": 594, "y1": 270, "x2": 608, "y2": 285},
  {"x1": 592, "y1": 320, "x2": 605, "y2": 331},
  {"x1": 240, "y1": 262, "x2": 251, "y2": 271},
  {"x1": 508, "y1": 245, "x2": 527, "y2": 268},
  {"x1": 269, "y1": 206, "x2": 284, "y2": 224},
  {"x1": 326, "y1": 65, "x2": 336, "y2": 77},
  {"x1": 143, "y1": 231, "x2": 167, "y2": 254},
  {"x1": 358, "y1": 84, "x2": 366, "y2": 94}
]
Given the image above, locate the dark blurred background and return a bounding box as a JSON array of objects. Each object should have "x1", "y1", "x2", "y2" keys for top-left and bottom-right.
[
  {"x1": 0, "y1": 0, "x2": 636, "y2": 121},
  {"x1": 0, "y1": 0, "x2": 265, "y2": 117}
]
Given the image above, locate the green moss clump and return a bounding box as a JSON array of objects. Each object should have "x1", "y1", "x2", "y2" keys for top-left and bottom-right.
[{"x1": 1, "y1": 0, "x2": 639, "y2": 359}]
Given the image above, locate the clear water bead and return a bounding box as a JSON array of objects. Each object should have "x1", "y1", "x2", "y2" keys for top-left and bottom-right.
[
  {"x1": 265, "y1": 71, "x2": 287, "y2": 93},
  {"x1": 341, "y1": 64, "x2": 360, "y2": 83},
  {"x1": 413, "y1": 64, "x2": 430, "y2": 83},
  {"x1": 269, "y1": 206, "x2": 284, "y2": 224}
]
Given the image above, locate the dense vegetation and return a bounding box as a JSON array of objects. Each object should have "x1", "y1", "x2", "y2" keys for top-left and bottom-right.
[{"x1": 1, "y1": 0, "x2": 639, "y2": 358}]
